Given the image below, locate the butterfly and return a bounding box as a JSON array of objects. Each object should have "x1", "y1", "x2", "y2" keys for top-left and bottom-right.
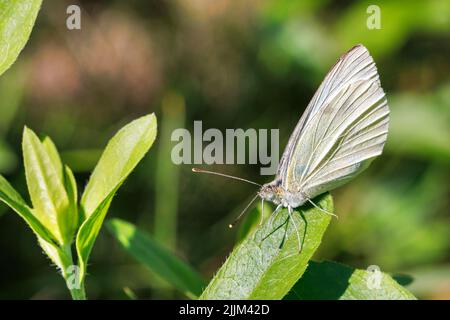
[{"x1": 194, "y1": 44, "x2": 389, "y2": 248}]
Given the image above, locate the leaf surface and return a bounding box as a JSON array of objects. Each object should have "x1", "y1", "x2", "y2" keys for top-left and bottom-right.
[
  {"x1": 0, "y1": 0, "x2": 42, "y2": 76},
  {"x1": 285, "y1": 260, "x2": 416, "y2": 300},
  {"x1": 200, "y1": 193, "x2": 333, "y2": 300},
  {"x1": 76, "y1": 114, "x2": 157, "y2": 286}
]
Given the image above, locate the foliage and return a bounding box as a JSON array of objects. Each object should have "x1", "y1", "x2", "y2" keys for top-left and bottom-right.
[
  {"x1": 0, "y1": 115, "x2": 157, "y2": 299},
  {"x1": 109, "y1": 194, "x2": 415, "y2": 300},
  {"x1": 107, "y1": 218, "x2": 205, "y2": 299},
  {"x1": 0, "y1": 0, "x2": 42, "y2": 76},
  {"x1": 286, "y1": 261, "x2": 416, "y2": 300}
]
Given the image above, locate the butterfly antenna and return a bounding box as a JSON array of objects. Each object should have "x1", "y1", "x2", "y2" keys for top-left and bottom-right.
[
  {"x1": 192, "y1": 168, "x2": 261, "y2": 187},
  {"x1": 229, "y1": 193, "x2": 259, "y2": 229},
  {"x1": 307, "y1": 198, "x2": 338, "y2": 219}
]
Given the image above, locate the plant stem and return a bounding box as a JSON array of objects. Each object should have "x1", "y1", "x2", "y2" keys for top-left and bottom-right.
[
  {"x1": 61, "y1": 244, "x2": 87, "y2": 300},
  {"x1": 69, "y1": 283, "x2": 86, "y2": 300}
]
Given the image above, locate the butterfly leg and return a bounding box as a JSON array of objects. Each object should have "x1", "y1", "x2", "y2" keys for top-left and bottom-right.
[
  {"x1": 288, "y1": 206, "x2": 302, "y2": 252},
  {"x1": 298, "y1": 209, "x2": 307, "y2": 253},
  {"x1": 261, "y1": 214, "x2": 289, "y2": 242},
  {"x1": 259, "y1": 198, "x2": 265, "y2": 226},
  {"x1": 269, "y1": 204, "x2": 283, "y2": 227},
  {"x1": 307, "y1": 198, "x2": 338, "y2": 218},
  {"x1": 279, "y1": 215, "x2": 290, "y2": 249}
]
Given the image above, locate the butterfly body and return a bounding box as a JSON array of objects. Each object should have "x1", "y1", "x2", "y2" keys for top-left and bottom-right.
[{"x1": 259, "y1": 181, "x2": 307, "y2": 208}]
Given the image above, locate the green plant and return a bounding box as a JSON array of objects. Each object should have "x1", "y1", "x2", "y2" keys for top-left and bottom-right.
[
  {"x1": 0, "y1": 0, "x2": 42, "y2": 212},
  {"x1": 108, "y1": 218, "x2": 205, "y2": 299},
  {"x1": 0, "y1": 0, "x2": 42, "y2": 77},
  {"x1": 0, "y1": 114, "x2": 157, "y2": 299},
  {"x1": 109, "y1": 193, "x2": 416, "y2": 300}
]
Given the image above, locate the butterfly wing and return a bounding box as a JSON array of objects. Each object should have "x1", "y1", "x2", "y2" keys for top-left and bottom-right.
[
  {"x1": 279, "y1": 44, "x2": 389, "y2": 198},
  {"x1": 277, "y1": 44, "x2": 373, "y2": 178}
]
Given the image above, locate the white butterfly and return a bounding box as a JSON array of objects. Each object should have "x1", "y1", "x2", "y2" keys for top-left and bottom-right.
[
  {"x1": 194, "y1": 44, "x2": 389, "y2": 246},
  {"x1": 256, "y1": 44, "x2": 389, "y2": 245},
  {"x1": 260, "y1": 44, "x2": 389, "y2": 209}
]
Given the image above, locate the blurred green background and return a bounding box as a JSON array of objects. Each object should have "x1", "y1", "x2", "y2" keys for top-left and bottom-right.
[{"x1": 0, "y1": 0, "x2": 449, "y2": 299}]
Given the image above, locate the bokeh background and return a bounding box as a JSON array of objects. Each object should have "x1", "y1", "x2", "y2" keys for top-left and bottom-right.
[{"x1": 0, "y1": 0, "x2": 449, "y2": 299}]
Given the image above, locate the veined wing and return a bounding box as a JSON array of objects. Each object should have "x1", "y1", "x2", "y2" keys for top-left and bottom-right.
[
  {"x1": 277, "y1": 44, "x2": 379, "y2": 178},
  {"x1": 280, "y1": 45, "x2": 389, "y2": 196}
]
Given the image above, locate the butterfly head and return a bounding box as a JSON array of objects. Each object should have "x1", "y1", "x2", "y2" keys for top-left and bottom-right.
[{"x1": 259, "y1": 181, "x2": 285, "y2": 206}]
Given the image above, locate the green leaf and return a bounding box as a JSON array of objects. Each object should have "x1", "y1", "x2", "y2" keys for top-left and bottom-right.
[
  {"x1": 285, "y1": 261, "x2": 416, "y2": 300},
  {"x1": 42, "y1": 136, "x2": 64, "y2": 180},
  {"x1": 199, "y1": 193, "x2": 333, "y2": 300},
  {"x1": 64, "y1": 165, "x2": 78, "y2": 211},
  {"x1": 76, "y1": 192, "x2": 114, "y2": 287},
  {"x1": 76, "y1": 114, "x2": 157, "y2": 286},
  {"x1": 236, "y1": 201, "x2": 272, "y2": 245},
  {"x1": 0, "y1": 174, "x2": 56, "y2": 244},
  {"x1": 80, "y1": 114, "x2": 157, "y2": 217},
  {"x1": 107, "y1": 218, "x2": 206, "y2": 299},
  {"x1": 22, "y1": 127, "x2": 73, "y2": 245},
  {"x1": 43, "y1": 137, "x2": 79, "y2": 244},
  {"x1": 0, "y1": 0, "x2": 42, "y2": 76},
  {"x1": 37, "y1": 237, "x2": 72, "y2": 274},
  {"x1": 64, "y1": 165, "x2": 79, "y2": 234}
]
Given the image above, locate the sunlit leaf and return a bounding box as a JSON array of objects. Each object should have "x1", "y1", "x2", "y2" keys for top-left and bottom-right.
[
  {"x1": 64, "y1": 165, "x2": 79, "y2": 232},
  {"x1": 200, "y1": 193, "x2": 333, "y2": 300},
  {"x1": 0, "y1": 0, "x2": 42, "y2": 76},
  {"x1": 0, "y1": 174, "x2": 55, "y2": 244},
  {"x1": 42, "y1": 137, "x2": 64, "y2": 180},
  {"x1": 81, "y1": 114, "x2": 157, "y2": 217},
  {"x1": 37, "y1": 236, "x2": 72, "y2": 274},
  {"x1": 22, "y1": 127, "x2": 73, "y2": 245},
  {"x1": 76, "y1": 114, "x2": 157, "y2": 287}
]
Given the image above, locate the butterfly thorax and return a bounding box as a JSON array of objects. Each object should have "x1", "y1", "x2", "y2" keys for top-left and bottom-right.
[{"x1": 259, "y1": 180, "x2": 307, "y2": 208}]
